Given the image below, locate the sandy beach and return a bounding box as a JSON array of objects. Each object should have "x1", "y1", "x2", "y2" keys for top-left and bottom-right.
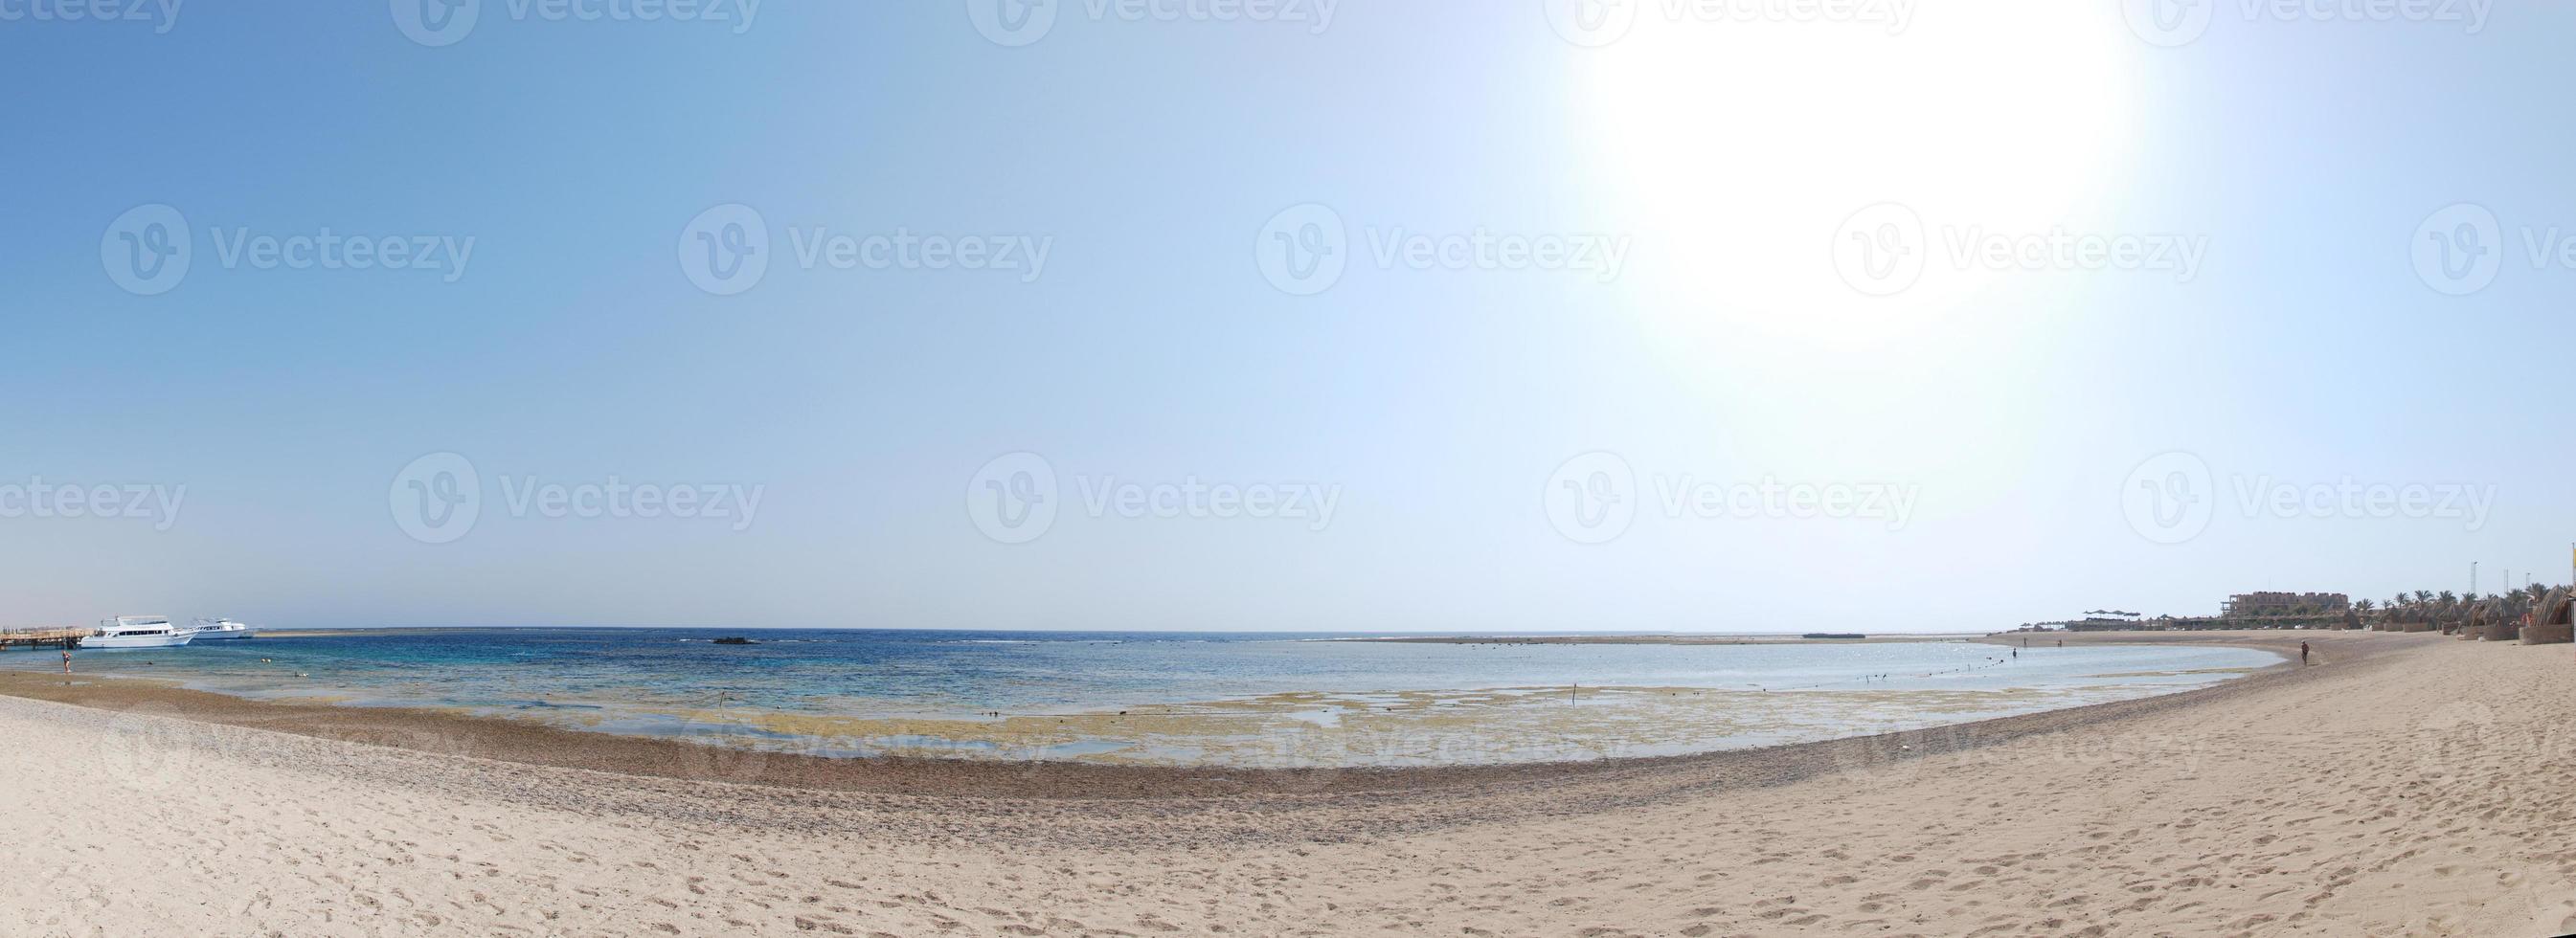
[{"x1": 5, "y1": 630, "x2": 2570, "y2": 936}]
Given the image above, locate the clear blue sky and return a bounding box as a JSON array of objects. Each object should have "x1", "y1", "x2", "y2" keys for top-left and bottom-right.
[{"x1": 2, "y1": 2, "x2": 2569, "y2": 631}]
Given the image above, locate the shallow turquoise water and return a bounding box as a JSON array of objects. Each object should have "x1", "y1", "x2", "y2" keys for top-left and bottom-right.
[{"x1": 6, "y1": 629, "x2": 2280, "y2": 766}]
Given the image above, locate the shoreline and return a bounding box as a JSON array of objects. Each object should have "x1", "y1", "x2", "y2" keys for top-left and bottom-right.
[{"x1": 0, "y1": 630, "x2": 2309, "y2": 800}]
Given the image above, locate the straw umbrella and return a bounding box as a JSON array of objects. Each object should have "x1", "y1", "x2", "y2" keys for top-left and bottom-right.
[{"x1": 2524, "y1": 588, "x2": 2572, "y2": 645}]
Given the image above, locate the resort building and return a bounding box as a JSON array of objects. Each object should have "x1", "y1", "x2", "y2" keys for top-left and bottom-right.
[{"x1": 2222, "y1": 592, "x2": 2350, "y2": 619}]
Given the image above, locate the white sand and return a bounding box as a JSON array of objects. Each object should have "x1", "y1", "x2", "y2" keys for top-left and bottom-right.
[{"x1": 4, "y1": 631, "x2": 2571, "y2": 936}]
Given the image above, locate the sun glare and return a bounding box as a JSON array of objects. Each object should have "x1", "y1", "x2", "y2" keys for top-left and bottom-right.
[{"x1": 1571, "y1": 2, "x2": 2135, "y2": 345}]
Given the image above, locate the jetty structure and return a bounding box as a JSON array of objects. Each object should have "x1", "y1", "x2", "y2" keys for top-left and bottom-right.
[{"x1": 0, "y1": 627, "x2": 89, "y2": 650}]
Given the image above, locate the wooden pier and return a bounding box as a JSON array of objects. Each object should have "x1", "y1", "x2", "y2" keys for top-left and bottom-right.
[{"x1": 0, "y1": 628, "x2": 89, "y2": 650}]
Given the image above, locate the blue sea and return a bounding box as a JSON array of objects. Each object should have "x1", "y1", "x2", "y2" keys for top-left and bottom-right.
[{"x1": 6, "y1": 629, "x2": 2281, "y2": 767}]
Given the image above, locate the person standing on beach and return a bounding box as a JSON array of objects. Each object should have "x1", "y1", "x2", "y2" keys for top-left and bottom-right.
[
  {"x1": 60, "y1": 648, "x2": 71, "y2": 674},
  {"x1": 2300, "y1": 641, "x2": 2311, "y2": 665}
]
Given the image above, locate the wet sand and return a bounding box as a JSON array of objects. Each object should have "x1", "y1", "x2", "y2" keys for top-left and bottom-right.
[{"x1": 5, "y1": 631, "x2": 2571, "y2": 936}]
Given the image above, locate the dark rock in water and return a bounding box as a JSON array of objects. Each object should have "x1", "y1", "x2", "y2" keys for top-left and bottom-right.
[
  {"x1": 711, "y1": 636, "x2": 756, "y2": 645},
  {"x1": 1802, "y1": 633, "x2": 1867, "y2": 640}
]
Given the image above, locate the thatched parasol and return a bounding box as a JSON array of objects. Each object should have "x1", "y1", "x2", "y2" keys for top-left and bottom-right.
[
  {"x1": 2525, "y1": 588, "x2": 2573, "y2": 645},
  {"x1": 2477, "y1": 601, "x2": 2520, "y2": 641}
]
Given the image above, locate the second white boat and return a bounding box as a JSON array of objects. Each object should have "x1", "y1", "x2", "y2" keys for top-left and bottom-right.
[{"x1": 187, "y1": 617, "x2": 259, "y2": 640}]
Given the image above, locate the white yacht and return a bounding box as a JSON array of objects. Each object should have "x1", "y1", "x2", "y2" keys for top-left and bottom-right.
[
  {"x1": 187, "y1": 617, "x2": 259, "y2": 640},
  {"x1": 87, "y1": 615, "x2": 194, "y2": 649}
]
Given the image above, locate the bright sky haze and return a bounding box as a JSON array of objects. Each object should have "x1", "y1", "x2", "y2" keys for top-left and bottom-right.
[{"x1": 1, "y1": 1, "x2": 2566, "y2": 631}]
